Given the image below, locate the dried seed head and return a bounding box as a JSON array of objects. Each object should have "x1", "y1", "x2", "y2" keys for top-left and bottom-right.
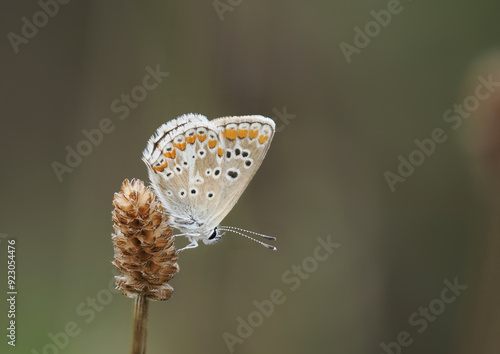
[{"x1": 112, "y1": 179, "x2": 179, "y2": 301}]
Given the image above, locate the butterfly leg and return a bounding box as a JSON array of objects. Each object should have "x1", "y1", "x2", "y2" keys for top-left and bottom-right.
[{"x1": 177, "y1": 238, "x2": 199, "y2": 253}]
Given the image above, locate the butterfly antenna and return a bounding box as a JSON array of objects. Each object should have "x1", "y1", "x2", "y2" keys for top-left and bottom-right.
[
  {"x1": 219, "y1": 226, "x2": 276, "y2": 241},
  {"x1": 220, "y1": 228, "x2": 277, "y2": 251}
]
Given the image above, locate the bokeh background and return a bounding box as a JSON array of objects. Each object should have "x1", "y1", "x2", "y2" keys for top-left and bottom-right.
[{"x1": 2, "y1": 1, "x2": 500, "y2": 353}]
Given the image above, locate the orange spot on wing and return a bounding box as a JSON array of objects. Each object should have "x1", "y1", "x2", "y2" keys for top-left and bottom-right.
[
  {"x1": 174, "y1": 142, "x2": 186, "y2": 150},
  {"x1": 164, "y1": 150, "x2": 176, "y2": 159},
  {"x1": 225, "y1": 128, "x2": 237, "y2": 140},
  {"x1": 153, "y1": 161, "x2": 168, "y2": 172},
  {"x1": 217, "y1": 147, "x2": 223, "y2": 157},
  {"x1": 208, "y1": 139, "x2": 217, "y2": 149},
  {"x1": 258, "y1": 135, "x2": 269, "y2": 144},
  {"x1": 249, "y1": 130, "x2": 259, "y2": 139},
  {"x1": 186, "y1": 136, "x2": 196, "y2": 144},
  {"x1": 198, "y1": 134, "x2": 207, "y2": 142},
  {"x1": 237, "y1": 129, "x2": 248, "y2": 138}
]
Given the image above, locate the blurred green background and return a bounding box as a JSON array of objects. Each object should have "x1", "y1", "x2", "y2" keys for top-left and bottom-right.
[{"x1": 2, "y1": 0, "x2": 500, "y2": 353}]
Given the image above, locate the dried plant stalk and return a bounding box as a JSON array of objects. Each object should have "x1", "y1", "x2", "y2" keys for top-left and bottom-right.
[
  {"x1": 132, "y1": 295, "x2": 149, "y2": 354},
  {"x1": 111, "y1": 178, "x2": 179, "y2": 353}
]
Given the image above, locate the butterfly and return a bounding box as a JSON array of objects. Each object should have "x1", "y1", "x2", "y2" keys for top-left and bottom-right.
[{"x1": 142, "y1": 114, "x2": 276, "y2": 251}]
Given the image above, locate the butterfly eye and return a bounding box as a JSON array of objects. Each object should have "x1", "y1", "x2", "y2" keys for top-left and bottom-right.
[{"x1": 208, "y1": 228, "x2": 218, "y2": 240}]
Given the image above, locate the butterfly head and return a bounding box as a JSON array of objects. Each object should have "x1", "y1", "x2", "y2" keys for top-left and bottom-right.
[{"x1": 203, "y1": 226, "x2": 224, "y2": 245}]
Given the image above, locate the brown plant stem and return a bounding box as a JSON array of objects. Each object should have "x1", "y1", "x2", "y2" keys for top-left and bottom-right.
[{"x1": 131, "y1": 295, "x2": 149, "y2": 354}]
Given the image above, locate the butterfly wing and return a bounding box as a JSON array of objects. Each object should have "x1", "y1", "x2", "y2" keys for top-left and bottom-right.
[
  {"x1": 206, "y1": 115, "x2": 275, "y2": 226},
  {"x1": 142, "y1": 114, "x2": 226, "y2": 234}
]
